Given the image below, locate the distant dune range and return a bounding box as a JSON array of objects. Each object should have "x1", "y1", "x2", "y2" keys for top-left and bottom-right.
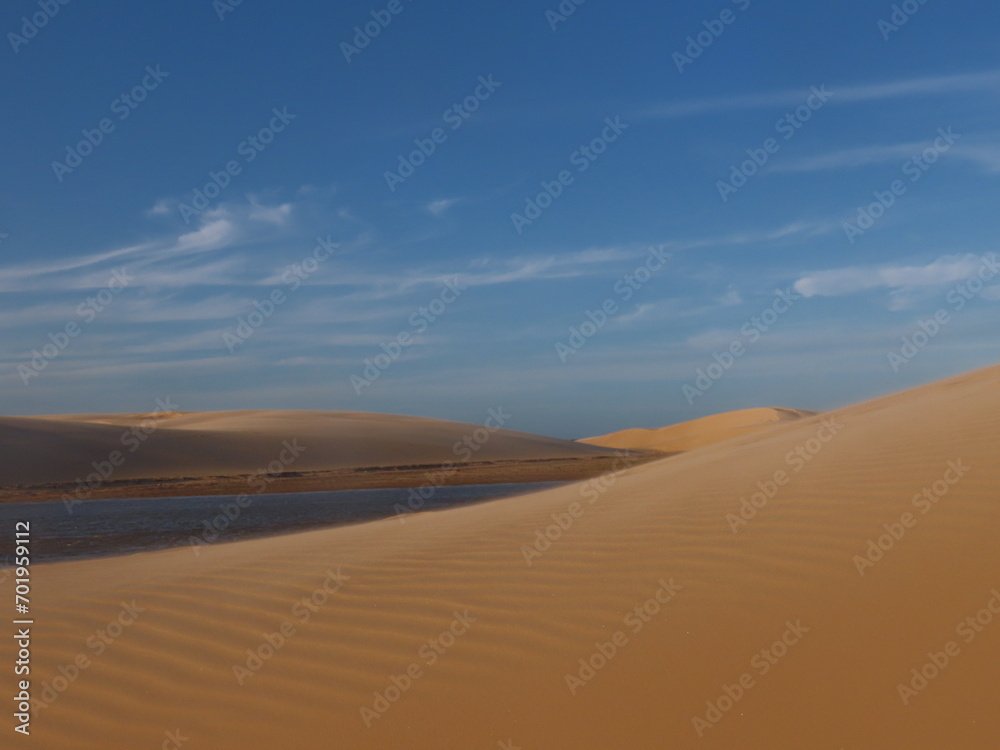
[
  {"x1": 579, "y1": 406, "x2": 819, "y2": 453},
  {"x1": 10, "y1": 365, "x2": 1000, "y2": 748},
  {"x1": 0, "y1": 410, "x2": 651, "y2": 500},
  {"x1": 0, "y1": 406, "x2": 818, "y2": 501}
]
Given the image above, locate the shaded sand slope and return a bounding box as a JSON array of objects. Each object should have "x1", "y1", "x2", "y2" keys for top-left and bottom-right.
[
  {"x1": 18, "y1": 365, "x2": 1000, "y2": 748},
  {"x1": 0, "y1": 410, "x2": 620, "y2": 486},
  {"x1": 580, "y1": 406, "x2": 819, "y2": 453}
]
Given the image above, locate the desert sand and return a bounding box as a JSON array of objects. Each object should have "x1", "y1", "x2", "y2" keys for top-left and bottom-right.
[
  {"x1": 0, "y1": 410, "x2": 637, "y2": 501},
  {"x1": 10, "y1": 364, "x2": 1000, "y2": 748},
  {"x1": 580, "y1": 406, "x2": 819, "y2": 453}
]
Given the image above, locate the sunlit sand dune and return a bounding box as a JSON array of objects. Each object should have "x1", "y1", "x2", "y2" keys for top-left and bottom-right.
[
  {"x1": 14, "y1": 365, "x2": 1000, "y2": 748},
  {"x1": 579, "y1": 406, "x2": 819, "y2": 453}
]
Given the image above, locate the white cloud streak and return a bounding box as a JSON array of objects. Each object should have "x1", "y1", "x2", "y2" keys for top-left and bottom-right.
[
  {"x1": 794, "y1": 254, "x2": 999, "y2": 298},
  {"x1": 641, "y1": 70, "x2": 1000, "y2": 121}
]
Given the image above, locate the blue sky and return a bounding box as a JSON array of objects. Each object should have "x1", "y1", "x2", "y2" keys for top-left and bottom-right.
[{"x1": 2, "y1": 0, "x2": 998, "y2": 438}]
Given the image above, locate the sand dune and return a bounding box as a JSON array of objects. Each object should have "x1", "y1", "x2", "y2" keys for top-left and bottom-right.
[
  {"x1": 580, "y1": 405, "x2": 819, "y2": 453},
  {"x1": 13, "y1": 365, "x2": 1000, "y2": 748},
  {"x1": 0, "y1": 409, "x2": 620, "y2": 488}
]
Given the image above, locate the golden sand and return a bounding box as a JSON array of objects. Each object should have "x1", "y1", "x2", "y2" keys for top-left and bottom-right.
[{"x1": 10, "y1": 365, "x2": 1000, "y2": 748}]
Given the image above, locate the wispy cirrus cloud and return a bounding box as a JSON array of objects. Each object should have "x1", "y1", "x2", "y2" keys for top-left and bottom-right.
[
  {"x1": 774, "y1": 136, "x2": 1000, "y2": 175},
  {"x1": 426, "y1": 198, "x2": 460, "y2": 216},
  {"x1": 652, "y1": 219, "x2": 838, "y2": 257},
  {"x1": 248, "y1": 197, "x2": 293, "y2": 225},
  {"x1": 168, "y1": 216, "x2": 238, "y2": 255},
  {"x1": 145, "y1": 198, "x2": 173, "y2": 217},
  {"x1": 772, "y1": 142, "x2": 927, "y2": 173},
  {"x1": 0, "y1": 198, "x2": 293, "y2": 292},
  {"x1": 640, "y1": 70, "x2": 1000, "y2": 120},
  {"x1": 0, "y1": 241, "x2": 153, "y2": 292},
  {"x1": 794, "y1": 254, "x2": 1000, "y2": 300}
]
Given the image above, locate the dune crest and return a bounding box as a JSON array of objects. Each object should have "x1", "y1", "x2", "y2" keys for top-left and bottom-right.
[{"x1": 580, "y1": 405, "x2": 819, "y2": 453}]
